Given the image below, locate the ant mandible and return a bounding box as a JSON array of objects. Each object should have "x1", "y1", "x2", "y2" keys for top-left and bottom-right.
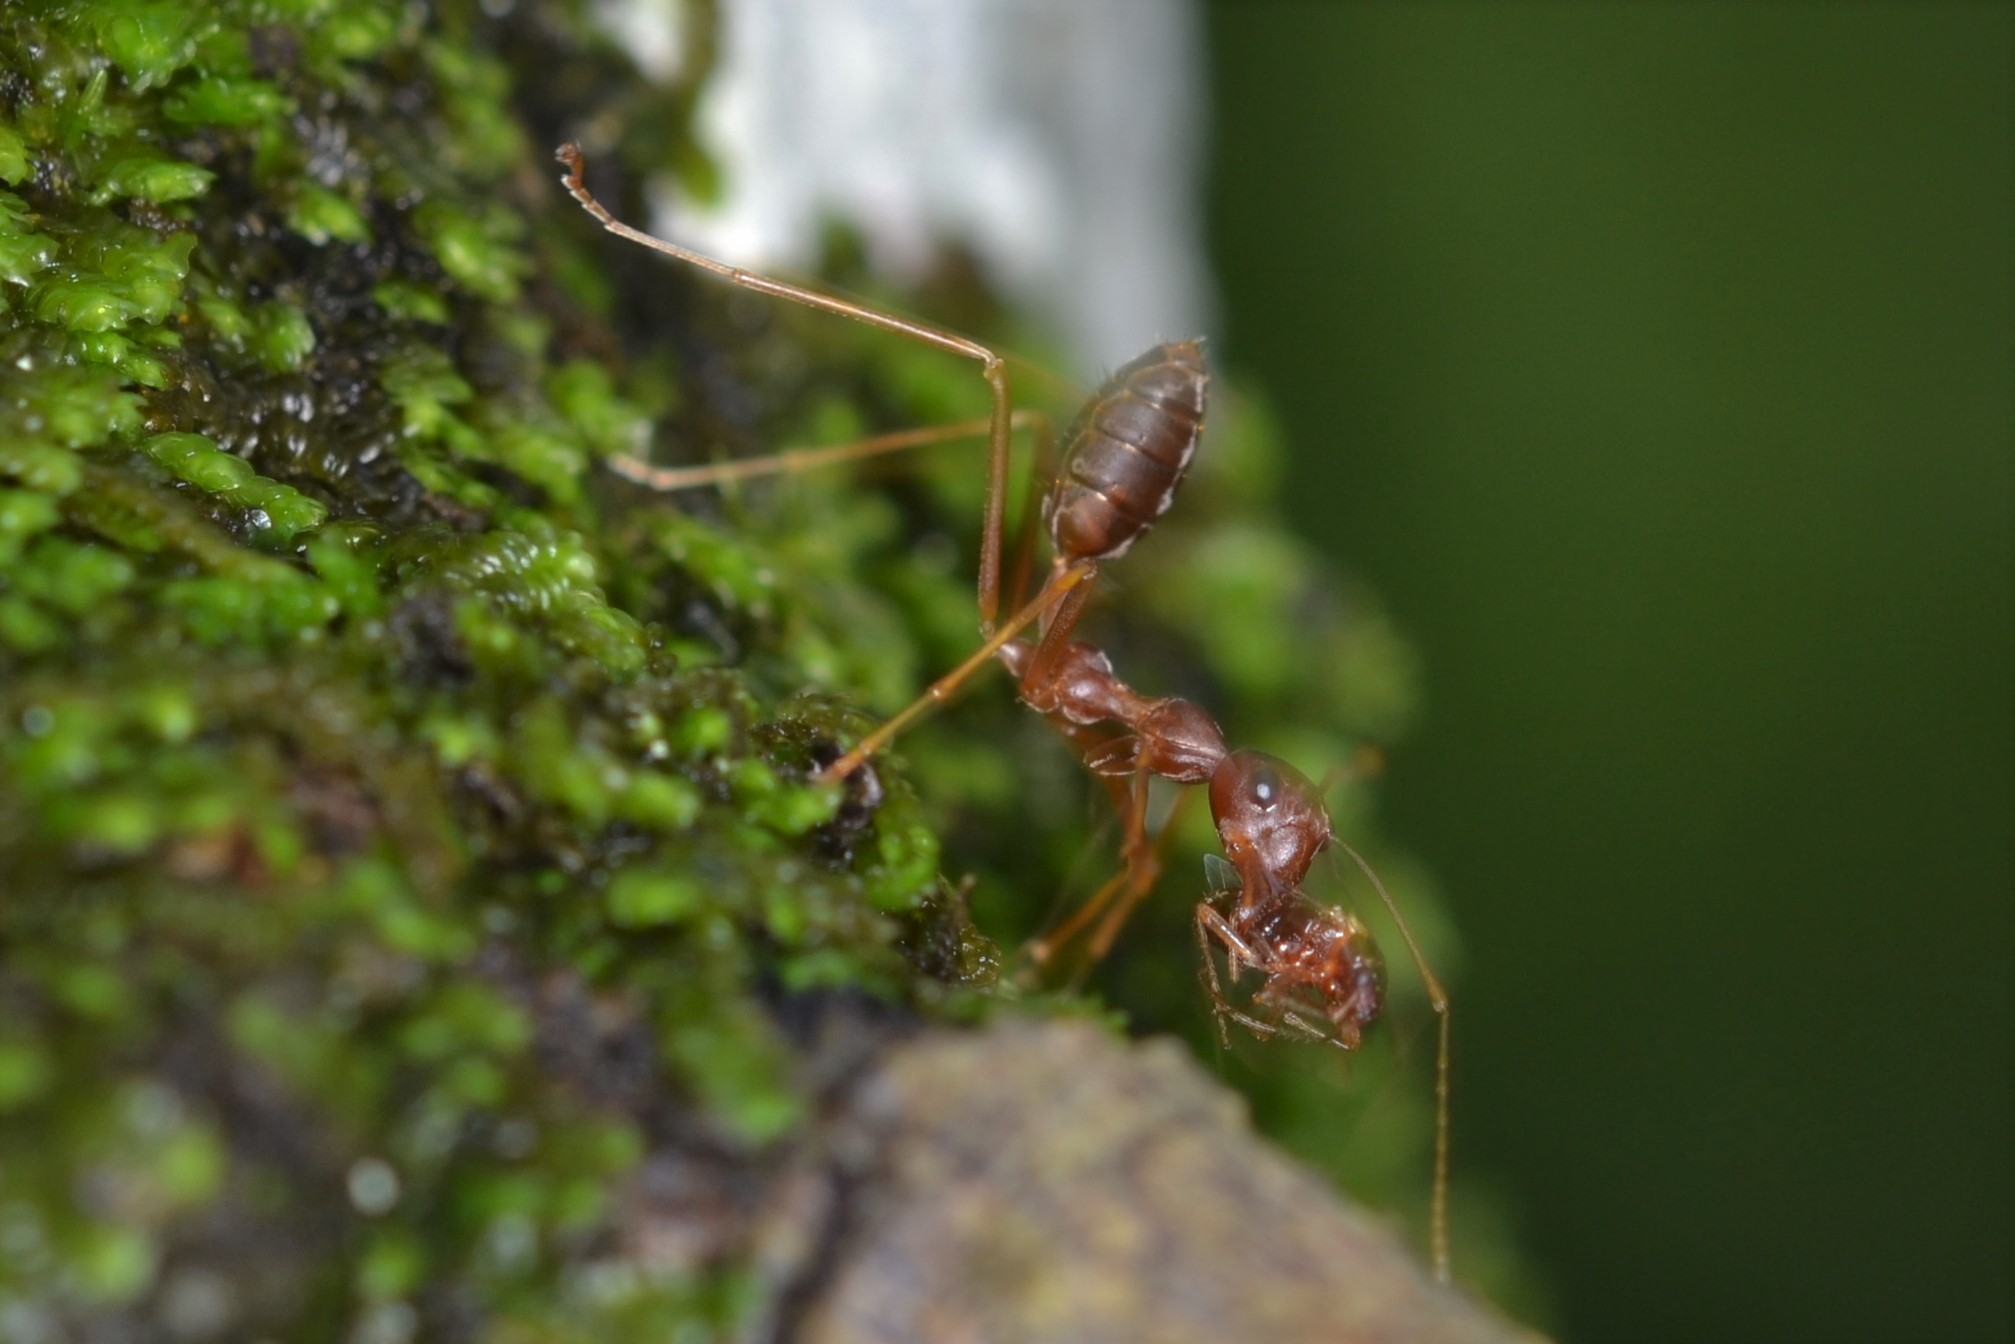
[{"x1": 556, "y1": 143, "x2": 1453, "y2": 1282}]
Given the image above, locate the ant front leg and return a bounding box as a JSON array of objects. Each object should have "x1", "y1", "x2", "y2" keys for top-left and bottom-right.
[
  {"x1": 1021, "y1": 773, "x2": 1146, "y2": 972},
  {"x1": 818, "y1": 559, "x2": 1095, "y2": 781}
]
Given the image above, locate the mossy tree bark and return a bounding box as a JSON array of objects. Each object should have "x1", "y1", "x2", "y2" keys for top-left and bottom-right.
[{"x1": 0, "y1": 3, "x2": 1524, "y2": 1339}]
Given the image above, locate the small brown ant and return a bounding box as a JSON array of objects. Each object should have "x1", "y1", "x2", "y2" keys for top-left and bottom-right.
[{"x1": 556, "y1": 143, "x2": 1452, "y2": 1282}]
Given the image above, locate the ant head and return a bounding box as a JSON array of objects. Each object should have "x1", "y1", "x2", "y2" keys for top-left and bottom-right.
[{"x1": 1208, "y1": 750, "x2": 1332, "y2": 897}]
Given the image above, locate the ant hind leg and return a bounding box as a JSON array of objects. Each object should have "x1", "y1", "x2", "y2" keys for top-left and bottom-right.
[
  {"x1": 1023, "y1": 744, "x2": 1173, "y2": 975},
  {"x1": 558, "y1": 140, "x2": 1017, "y2": 632},
  {"x1": 1083, "y1": 779, "x2": 1201, "y2": 963},
  {"x1": 605, "y1": 411, "x2": 1051, "y2": 496}
]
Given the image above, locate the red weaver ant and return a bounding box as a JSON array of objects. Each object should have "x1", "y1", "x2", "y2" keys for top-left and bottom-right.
[
  {"x1": 1000, "y1": 636, "x2": 1451, "y2": 1280},
  {"x1": 556, "y1": 143, "x2": 1453, "y2": 1282}
]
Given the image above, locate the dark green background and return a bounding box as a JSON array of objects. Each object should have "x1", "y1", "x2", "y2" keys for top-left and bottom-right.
[{"x1": 1207, "y1": 5, "x2": 2011, "y2": 1342}]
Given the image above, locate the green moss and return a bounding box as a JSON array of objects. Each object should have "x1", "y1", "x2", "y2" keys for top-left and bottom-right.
[
  {"x1": 139, "y1": 431, "x2": 329, "y2": 535},
  {"x1": 88, "y1": 0, "x2": 209, "y2": 90},
  {"x1": 370, "y1": 276, "x2": 450, "y2": 324},
  {"x1": 0, "y1": 1038, "x2": 53, "y2": 1111},
  {"x1": 160, "y1": 72, "x2": 292, "y2": 127},
  {"x1": 87, "y1": 146, "x2": 214, "y2": 202},
  {"x1": 0, "y1": 123, "x2": 29, "y2": 182},
  {"x1": 0, "y1": 487, "x2": 61, "y2": 561},
  {"x1": 606, "y1": 865, "x2": 705, "y2": 928},
  {"x1": 245, "y1": 300, "x2": 317, "y2": 371},
  {"x1": 415, "y1": 196, "x2": 528, "y2": 302},
  {"x1": 0, "y1": 0, "x2": 1000, "y2": 1331},
  {"x1": 0, "y1": 190, "x2": 56, "y2": 282}
]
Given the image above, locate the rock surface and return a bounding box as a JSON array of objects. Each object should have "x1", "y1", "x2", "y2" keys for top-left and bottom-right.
[{"x1": 739, "y1": 1020, "x2": 1533, "y2": 1344}]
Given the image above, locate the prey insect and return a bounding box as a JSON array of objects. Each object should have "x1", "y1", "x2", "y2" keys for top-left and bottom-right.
[{"x1": 556, "y1": 143, "x2": 1453, "y2": 1281}]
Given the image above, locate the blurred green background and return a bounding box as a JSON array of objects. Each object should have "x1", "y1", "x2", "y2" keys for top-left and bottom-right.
[{"x1": 1207, "y1": 5, "x2": 2011, "y2": 1343}]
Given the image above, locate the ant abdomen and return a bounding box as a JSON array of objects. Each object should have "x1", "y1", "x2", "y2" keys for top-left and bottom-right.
[{"x1": 1047, "y1": 340, "x2": 1208, "y2": 564}]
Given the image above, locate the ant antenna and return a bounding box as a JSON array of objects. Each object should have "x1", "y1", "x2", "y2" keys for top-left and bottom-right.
[{"x1": 1327, "y1": 834, "x2": 1451, "y2": 1286}]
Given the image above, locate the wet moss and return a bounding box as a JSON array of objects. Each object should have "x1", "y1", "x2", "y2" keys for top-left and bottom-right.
[
  {"x1": 1, "y1": 0, "x2": 1441, "y2": 1337},
  {"x1": 0, "y1": 1, "x2": 983, "y2": 1336}
]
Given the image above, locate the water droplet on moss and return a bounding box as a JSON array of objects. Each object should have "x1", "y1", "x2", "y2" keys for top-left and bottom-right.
[{"x1": 347, "y1": 1157, "x2": 402, "y2": 1216}]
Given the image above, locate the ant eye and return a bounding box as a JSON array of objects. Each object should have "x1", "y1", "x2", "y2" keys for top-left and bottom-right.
[{"x1": 1246, "y1": 762, "x2": 1280, "y2": 810}]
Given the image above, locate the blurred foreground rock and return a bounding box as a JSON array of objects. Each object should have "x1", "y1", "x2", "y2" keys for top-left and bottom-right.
[{"x1": 732, "y1": 1020, "x2": 1533, "y2": 1344}]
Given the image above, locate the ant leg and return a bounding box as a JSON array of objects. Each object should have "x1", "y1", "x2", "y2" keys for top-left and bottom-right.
[
  {"x1": 1015, "y1": 566, "x2": 1099, "y2": 693},
  {"x1": 1276, "y1": 1012, "x2": 1333, "y2": 1045},
  {"x1": 1002, "y1": 410, "x2": 1058, "y2": 615},
  {"x1": 608, "y1": 403, "x2": 1068, "y2": 788},
  {"x1": 819, "y1": 560, "x2": 1096, "y2": 781},
  {"x1": 1211, "y1": 984, "x2": 1302, "y2": 1045},
  {"x1": 1021, "y1": 856, "x2": 1132, "y2": 973},
  {"x1": 1021, "y1": 760, "x2": 1157, "y2": 971},
  {"x1": 1328, "y1": 837, "x2": 1453, "y2": 1285},
  {"x1": 605, "y1": 411, "x2": 1050, "y2": 493},
  {"x1": 1200, "y1": 947, "x2": 1324, "y2": 1046},
  {"x1": 1197, "y1": 905, "x2": 1264, "y2": 979},
  {"x1": 558, "y1": 144, "x2": 1015, "y2": 633},
  {"x1": 1224, "y1": 1004, "x2": 1298, "y2": 1042},
  {"x1": 1083, "y1": 780, "x2": 1202, "y2": 963},
  {"x1": 1027, "y1": 714, "x2": 1208, "y2": 972}
]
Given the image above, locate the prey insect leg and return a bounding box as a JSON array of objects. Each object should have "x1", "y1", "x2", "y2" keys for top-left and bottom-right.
[{"x1": 1195, "y1": 903, "x2": 1267, "y2": 1048}]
